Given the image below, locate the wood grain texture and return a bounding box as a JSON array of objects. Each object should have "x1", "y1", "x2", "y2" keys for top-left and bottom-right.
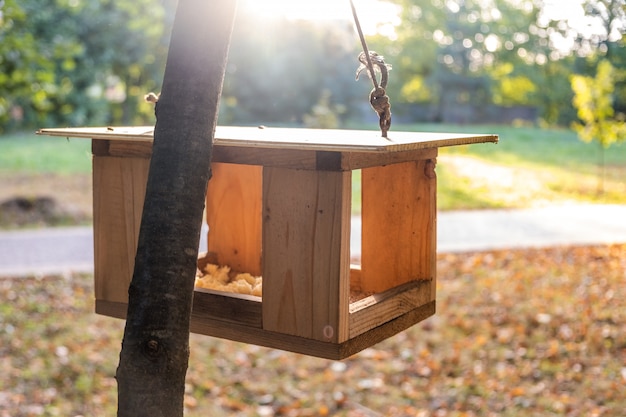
[
  {"x1": 42, "y1": 126, "x2": 496, "y2": 170},
  {"x1": 92, "y1": 154, "x2": 149, "y2": 304},
  {"x1": 348, "y1": 279, "x2": 434, "y2": 338},
  {"x1": 341, "y1": 147, "x2": 437, "y2": 170},
  {"x1": 95, "y1": 300, "x2": 127, "y2": 320},
  {"x1": 192, "y1": 288, "x2": 262, "y2": 328},
  {"x1": 39, "y1": 126, "x2": 498, "y2": 153},
  {"x1": 206, "y1": 163, "x2": 263, "y2": 275},
  {"x1": 97, "y1": 298, "x2": 436, "y2": 360},
  {"x1": 191, "y1": 300, "x2": 435, "y2": 360},
  {"x1": 262, "y1": 167, "x2": 352, "y2": 343},
  {"x1": 212, "y1": 147, "x2": 317, "y2": 170},
  {"x1": 360, "y1": 158, "x2": 437, "y2": 293},
  {"x1": 92, "y1": 140, "x2": 153, "y2": 158}
]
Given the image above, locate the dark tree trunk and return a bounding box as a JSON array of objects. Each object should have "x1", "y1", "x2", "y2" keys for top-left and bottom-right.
[{"x1": 116, "y1": 1, "x2": 237, "y2": 416}]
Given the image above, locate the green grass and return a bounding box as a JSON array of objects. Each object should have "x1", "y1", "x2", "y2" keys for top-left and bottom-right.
[
  {"x1": 436, "y1": 163, "x2": 509, "y2": 210},
  {"x1": 401, "y1": 123, "x2": 626, "y2": 170},
  {"x1": 397, "y1": 123, "x2": 626, "y2": 208},
  {"x1": 0, "y1": 132, "x2": 92, "y2": 174}
]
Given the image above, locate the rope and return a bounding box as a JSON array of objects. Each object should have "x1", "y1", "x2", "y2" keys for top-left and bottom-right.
[
  {"x1": 349, "y1": 0, "x2": 379, "y2": 91},
  {"x1": 350, "y1": 0, "x2": 392, "y2": 138}
]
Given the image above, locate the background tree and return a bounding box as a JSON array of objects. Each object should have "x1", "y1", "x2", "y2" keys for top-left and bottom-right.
[
  {"x1": 4, "y1": 0, "x2": 626, "y2": 130},
  {"x1": 0, "y1": 0, "x2": 73, "y2": 130},
  {"x1": 372, "y1": 0, "x2": 573, "y2": 123},
  {"x1": 579, "y1": 0, "x2": 626, "y2": 57},
  {"x1": 571, "y1": 59, "x2": 626, "y2": 193},
  {"x1": 0, "y1": 0, "x2": 173, "y2": 132}
]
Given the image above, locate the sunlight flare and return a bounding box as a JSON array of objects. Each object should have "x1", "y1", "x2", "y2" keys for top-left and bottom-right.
[{"x1": 239, "y1": 0, "x2": 400, "y2": 35}]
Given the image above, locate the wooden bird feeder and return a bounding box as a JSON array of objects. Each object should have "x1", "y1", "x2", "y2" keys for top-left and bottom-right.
[{"x1": 38, "y1": 126, "x2": 497, "y2": 359}]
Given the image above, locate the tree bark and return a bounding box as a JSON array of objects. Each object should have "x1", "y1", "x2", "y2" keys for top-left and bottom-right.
[{"x1": 116, "y1": 1, "x2": 237, "y2": 416}]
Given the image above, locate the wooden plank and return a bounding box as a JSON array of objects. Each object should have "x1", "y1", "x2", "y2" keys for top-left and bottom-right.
[
  {"x1": 341, "y1": 147, "x2": 437, "y2": 170},
  {"x1": 191, "y1": 301, "x2": 435, "y2": 360},
  {"x1": 338, "y1": 301, "x2": 436, "y2": 358},
  {"x1": 92, "y1": 140, "x2": 152, "y2": 158},
  {"x1": 97, "y1": 298, "x2": 435, "y2": 360},
  {"x1": 206, "y1": 163, "x2": 263, "y2": 275},
  {"x1": 262, "y1": 167, "x2": 351, "y2": 343},
  {"x1": 38, "y1": 126, "x2": 499, "y2": 153},
  {"x1": 360, "y1": 158, "x2": 437, "y2": 293},
  {"x1": 108, "y1": 141, "x2": 153, "y2": 158},
  {"x1": 192, "y1": 288, "x2": 262, "y2": 328},
  {"x1": 92, "y1": 154, "x2": 150, "y2": 304},
  {"x1": 96, "y1": 288, "x2": 262, "y2": 329},
  {"x1": 348, "y1": 279, "x2": 433, "y2": 338},
  {"x1": 212, "y1": 146, "x2": 317, "y2": 169},
  {"x1": 188, "y1": 316, "x2": 352, "y2": 359},
  {"x1": 93, "y1": 140, "x2": 438, "y2": 171},
  {"x1": 42, "y1": 126, "x2": 155, "y2": 142},
  {"x1": 91, "y1": 140, "x2": 110, "y2": 156},
  {"x1": 95, "y1": 300, "x2": 127, "y2": 320}
]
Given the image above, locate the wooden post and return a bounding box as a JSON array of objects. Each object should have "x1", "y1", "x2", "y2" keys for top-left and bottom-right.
[
  {"x1": 262, "y1": 167, "x2": 352, "y2": 343},
  {"x1": 115, "y1": 1, "x2": 237, "y2": 416},
  {"x1": 92, "y1": 146, "x2": 150, "y2": 306}
]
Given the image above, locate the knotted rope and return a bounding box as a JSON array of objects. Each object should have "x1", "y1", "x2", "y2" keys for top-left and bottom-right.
[{"x1": 350, "y1": 0, "x2": 392, "y2": 138}]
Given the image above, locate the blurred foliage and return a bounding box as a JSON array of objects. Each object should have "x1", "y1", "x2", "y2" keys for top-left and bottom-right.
[
  {"x1": 302, "y1": 89, "x2": 346, "y2": 129},
  {"x1": 371, "y1": 0, "x2": 626, "y2": 125},
  {"x1": 1, "y1": 0, "x2": 626, "y2": 131},
  {"x1": 572, "y1": 60, "x2": 626, "y2": 148},
  {"x1": 571, "y1": 59, "x2": 626, "y2": 193},
  {"x1": 0, "y1": 0, "x2": 174, "y2": 131}
]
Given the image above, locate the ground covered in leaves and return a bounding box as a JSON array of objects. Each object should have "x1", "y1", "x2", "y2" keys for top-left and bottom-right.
[{"x1": 1, "y1": 245, "x2": 625, "y2": 416}]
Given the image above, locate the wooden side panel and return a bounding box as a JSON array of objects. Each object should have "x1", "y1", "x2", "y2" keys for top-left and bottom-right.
[
  {"x1": 348, "y1": 280, "x2": 434, "y2": 338},
  {"x1": 93, "y1": 155, "x2": 150, "y2": 303},
  {"x1": 206, "y1": 163, "x2": 263, "y2": 276},
  {"x1": 360, "y1": 158, "x2": 437, "y2": 293},
  {"x1": 262, "y1": 168, "x2": 351, "y2": 343}
]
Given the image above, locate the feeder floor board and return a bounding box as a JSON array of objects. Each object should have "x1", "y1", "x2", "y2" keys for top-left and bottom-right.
[
  {"x1": 95, "y1": 283, "x2": 436, "y2": 360},
  {"x1": 38, "y1": 125, "x2": 498, "y2": 359}
]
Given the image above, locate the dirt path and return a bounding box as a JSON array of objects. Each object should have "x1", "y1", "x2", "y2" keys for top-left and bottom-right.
[
  {"x1": 3, "y1": 204, "x2": 626, "y2": 276},
  {"x1": 0, "y1": 173, "x2": 92, "y2": 228}
]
